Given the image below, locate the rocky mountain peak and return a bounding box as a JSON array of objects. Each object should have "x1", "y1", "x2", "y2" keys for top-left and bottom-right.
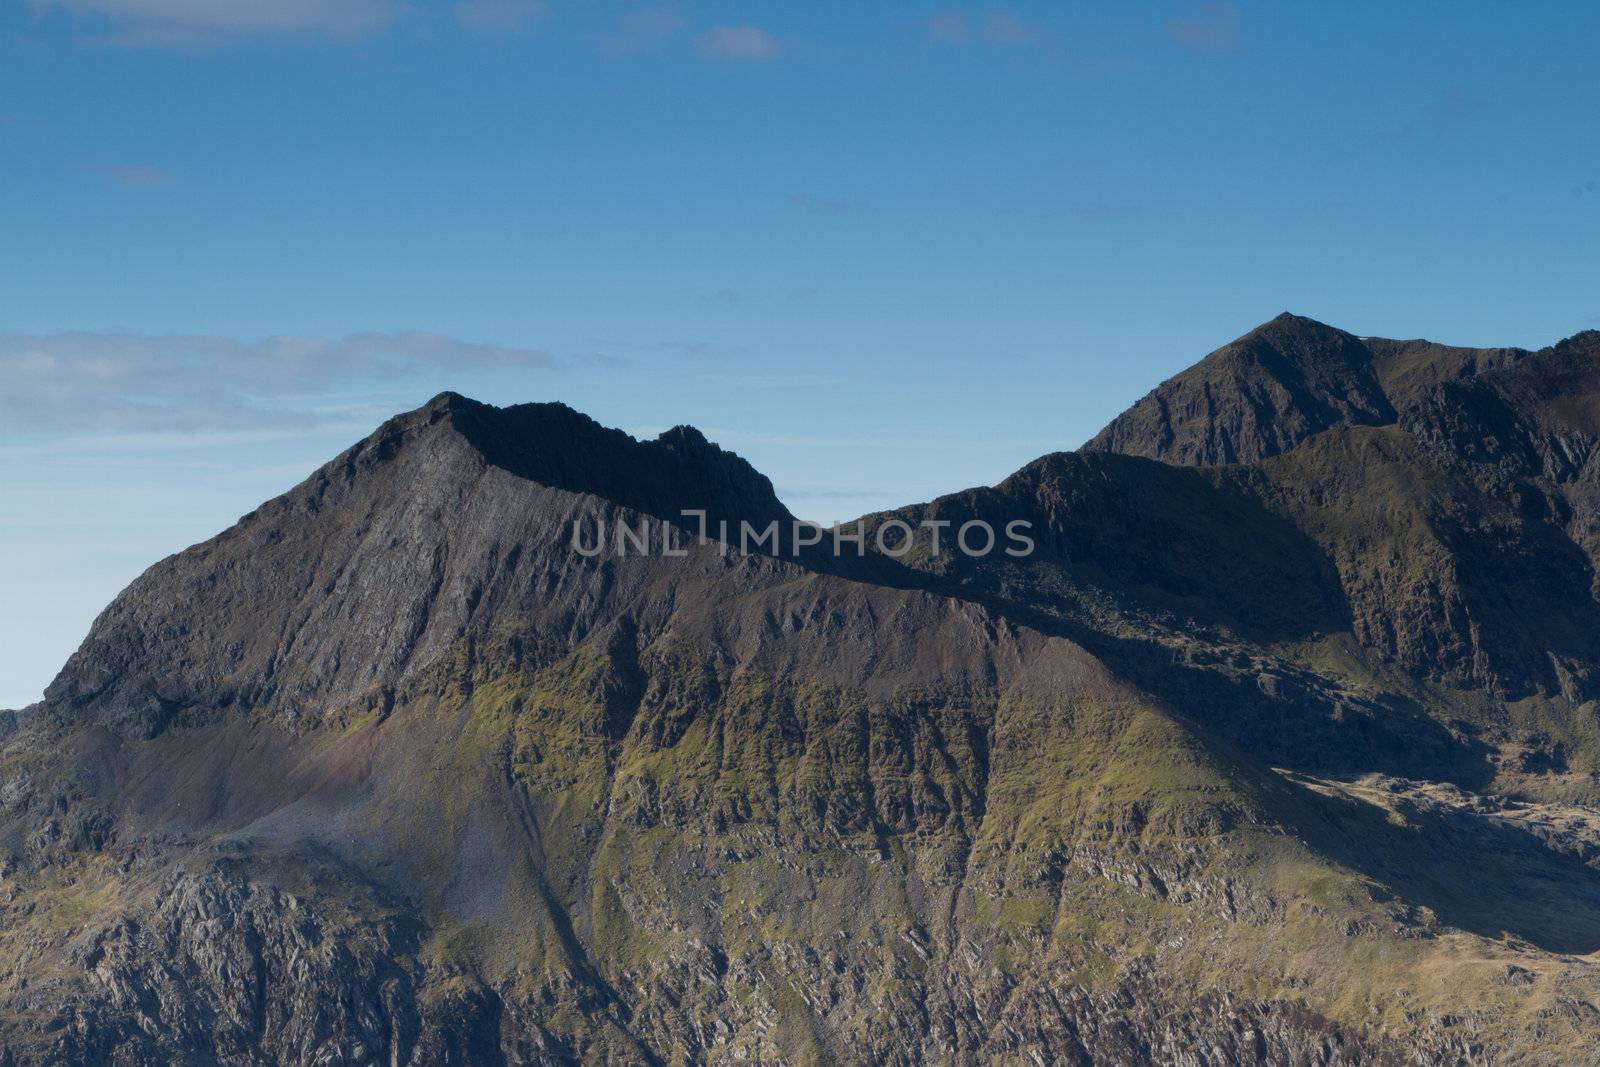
[
  {"x1": 432, "y1": 393, "x2": 790, "y2": 531},
  {"x1": 40, "y1": 393, "x2": 791, "y2": 738},
  {"x1": 1083, "y1": 312, "x2": 1394, "y2": 465}
]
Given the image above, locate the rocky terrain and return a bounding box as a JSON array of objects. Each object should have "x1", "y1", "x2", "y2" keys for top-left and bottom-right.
[{"x1": 5, "y1": 314, "x2": 1600, "y2": 1064}]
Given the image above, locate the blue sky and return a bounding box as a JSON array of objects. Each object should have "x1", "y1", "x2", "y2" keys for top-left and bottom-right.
[{"x1": 2, "y1": 0, "x2": 1598, "y2": 708}]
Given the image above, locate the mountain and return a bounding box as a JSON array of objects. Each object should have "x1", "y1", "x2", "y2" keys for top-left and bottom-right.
[
  {"x1": 43, "y1": 392, "x2": 794, "y2": 740},
  {"x1": 1085, "y1": 318, "x2": 1600, "y2": 699},
  {"x1": 5, "y1": 318, "x2": 1600, "y2": 1064},
  {"x1": 1081, "y1": 312, "x2": 1559, "y2": 468},
  {"x1": 1083, "y1": 313, "x2": 1398, "y2": 465}
]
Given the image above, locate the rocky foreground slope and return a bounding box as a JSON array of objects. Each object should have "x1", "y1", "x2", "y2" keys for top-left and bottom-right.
[{"x1": 5, "y1": 315, "x2": 1600, "y2": 1064}]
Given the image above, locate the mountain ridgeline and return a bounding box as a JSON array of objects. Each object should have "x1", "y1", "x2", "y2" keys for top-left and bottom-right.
[{"x1": 6, "y1": 314, "x2": 1600, "y2": 1064}]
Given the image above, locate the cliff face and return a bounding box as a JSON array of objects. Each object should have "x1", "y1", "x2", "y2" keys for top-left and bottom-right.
[{"x1": 7, "y1": 319, "x2": 1600, "y2": 1065}]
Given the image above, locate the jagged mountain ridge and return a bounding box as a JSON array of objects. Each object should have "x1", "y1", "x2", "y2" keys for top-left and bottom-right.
[
  {"x1": 6, "y1": 316, "x2": 1600, "y2": 1064},
  {"x1": 1079, "y1": 312, "x2": 1591, "y2": 467},
  {"x1": 44, "y1": 392, "x2": 794, "y2": 739}
]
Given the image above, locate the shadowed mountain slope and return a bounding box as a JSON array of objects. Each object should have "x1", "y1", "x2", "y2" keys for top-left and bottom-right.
[
  {"x1": 1075, "y1": 317, "x2": 1600, "y2": 703},
  {"x1": 7, "y1": 319, "x2": 1600, "y2": 1064}
]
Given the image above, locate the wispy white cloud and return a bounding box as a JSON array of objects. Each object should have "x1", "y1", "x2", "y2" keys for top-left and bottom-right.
[
  {"x1": 0, "y1": 331, "x2": 559, "y2": 435},
  {"x1": 29, "y1": 0, "x2": 403, "y2": 47},
  {"x1": 1164, "y1": 4, "x2": 1241, "y2": 52},
  {"x1": 578, "y1": 351, "x2": 628, "y2": 370},
  {"x1": 0, "y1": 422, "x2": 384, "y2": 461},
  {"x1": 599, "y1": 7, "x2": 684, "y2": 55},
  {"x1": 925, "y1": 8, "x2": 1051, "y2": 47},
  {"x1": 455, "y1": 0, "x2": 546, "y2": 34},
  {"x1": 656, "y1": 339, "x2": 719, "y2": 357},
  {"x1": 696, "y1": 24, "x2": 783, "y2": 61}
]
